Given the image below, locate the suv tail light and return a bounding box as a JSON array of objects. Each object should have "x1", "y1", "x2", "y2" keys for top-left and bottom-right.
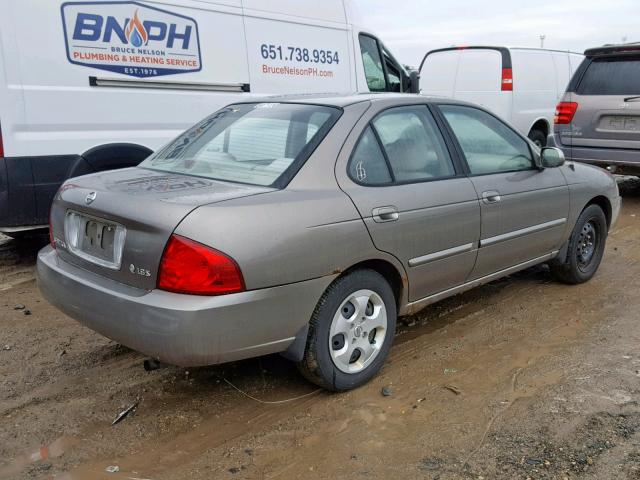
[
  {"x1": 158, "y1": 234, "x2": 245, "y2": 296},
  {"x1": 554, "y1": 102, "x2": 579, "y2": 124},
  {"x1": 0, "y1": 123, "x2": 4, "y2": 157},
  {"x1": 501, "y1": 68, "x2": 513, "y2": 91}
]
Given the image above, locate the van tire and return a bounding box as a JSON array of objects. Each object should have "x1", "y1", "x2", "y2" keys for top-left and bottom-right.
[
  {"x1": 528, "y1": 129, "x2": 547, "y2": 148},
  {"x1": 297, "y1": 269, "x2": 396, "y2": 391},
  {"x1": 550, "y1": 205, "x2": 608, "y2": 284}
]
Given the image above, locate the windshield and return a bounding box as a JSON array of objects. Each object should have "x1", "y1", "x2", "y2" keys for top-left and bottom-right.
[{"x1": 141, "y1": 103, "x2": 341, "y2": 187}]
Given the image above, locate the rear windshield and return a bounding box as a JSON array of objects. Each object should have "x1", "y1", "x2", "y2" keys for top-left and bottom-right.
[
  {"x1": 577, "y1": 57, "x2": 640, "y2": 95},
  {"x1": 141, "y1": 103, "x2": 341, "y2": 187}
]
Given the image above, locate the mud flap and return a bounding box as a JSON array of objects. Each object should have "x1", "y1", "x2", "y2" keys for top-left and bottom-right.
[{"x1": 280, "y1": 324, "x2": 309, "y2": 362}]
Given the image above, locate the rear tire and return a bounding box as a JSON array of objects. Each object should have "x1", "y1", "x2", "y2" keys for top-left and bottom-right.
[
  {"x1": 550, "y1": 205, "x2": 607, "y2": 284},
  {"x1": 528, "y1": 129, "x2": 547, "y2": 148},
  {"x1": 297, "y1": 269, "x2": 396, "y2": 391}
]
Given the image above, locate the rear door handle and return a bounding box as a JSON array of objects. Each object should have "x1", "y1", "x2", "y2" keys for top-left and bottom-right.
[
  {"x1": 481, "y1": 191, "x2": 501, "y2": 204},
  {"x1": 372, "y1": 206, "x2": 399, "y2": 223}
]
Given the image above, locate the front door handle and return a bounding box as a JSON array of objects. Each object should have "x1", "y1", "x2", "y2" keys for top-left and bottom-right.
[
  {"x1": 372, "y1": 206, "x2": 399, "y2": 223},
  {"x1": 481, "y1": 191, "x2": 501, "y2": 204}
]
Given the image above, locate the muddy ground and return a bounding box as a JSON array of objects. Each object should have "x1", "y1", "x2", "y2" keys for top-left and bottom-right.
[{"x1": 1, "y1": 179, "x2": 639, "y2": 480}]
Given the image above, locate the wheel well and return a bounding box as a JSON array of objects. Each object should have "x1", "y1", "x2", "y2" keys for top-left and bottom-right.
[
  {"x1": 529, "y1": 119, "x2": 549, "y2": 137},
  {"x1": 82, "y1": 143, "x2": 153, "y2": 172},
  {"x1": 342, "y1": 259, "x2": 405, "y2": 310},
  {"x1": 586, "y1": 195, "x2": 612, "y2": 227}
]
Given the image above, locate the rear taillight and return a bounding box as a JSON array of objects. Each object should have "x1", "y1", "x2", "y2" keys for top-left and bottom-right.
[
  {"x1": 158, "y1": 234, "x2": 245, "y2": 296},
  {"x1": 0, "y1": 123, "x2": 4, "y2": 157},
  {"x1": 554, "y1": 102, "x2": 579, "y2": 124},
  {"x1": 501, "y1": 68, "x2": 513, "y2": 91}
]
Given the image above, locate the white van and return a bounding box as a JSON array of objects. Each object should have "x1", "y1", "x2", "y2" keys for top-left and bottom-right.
[
  {"x1": 0, "y1": 0, "x2": 415, "y2": 235},
  {"x1": 419, "y1": 46, "x2": 583, "y2": 147}
]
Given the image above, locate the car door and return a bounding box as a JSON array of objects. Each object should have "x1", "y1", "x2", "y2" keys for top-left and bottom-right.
[
  {"x1": 437, "y1": 104, "x2": 569, "y2": 279},
  {"x1": 337, "y1": 104, "x2": 481, "y2": 302}
]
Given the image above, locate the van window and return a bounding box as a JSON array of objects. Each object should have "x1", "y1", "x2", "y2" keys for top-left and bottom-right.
[
  {"x1": 359, "y1": 35, "x2": 387, "y2": 92},
  {"x1": 383, "y1": 51, "x2": 402, "y2": 92},
  {"x1": 143, "y1": 103, "x2": 341, "y2": 187},
  {"x1": 372, "y1": 106, "x2": 455, "y2": 181},
  {"x1": 577, "y1": 58, "x2": 640, "y2": 95},
  {"x1": 440, "y1": 105, "x2": 533, "y2": 175}
]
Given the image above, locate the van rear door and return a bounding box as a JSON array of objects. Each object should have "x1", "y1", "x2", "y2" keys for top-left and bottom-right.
[{"x1": 569, "y1": 54, "x2": 640, "y2": 151}]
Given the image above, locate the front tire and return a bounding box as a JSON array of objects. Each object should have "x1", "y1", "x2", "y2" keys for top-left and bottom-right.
[
  {"x1": 550, "y1": 204, "x2": 608, "y2": 284},
  {"x1": 297, "y1": 269, "x2": 397, "y2": 391}
]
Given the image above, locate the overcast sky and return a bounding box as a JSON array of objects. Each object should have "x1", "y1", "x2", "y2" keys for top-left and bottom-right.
[{"x1": 353, "y1": 0, "x2": 639, "y2": 67}]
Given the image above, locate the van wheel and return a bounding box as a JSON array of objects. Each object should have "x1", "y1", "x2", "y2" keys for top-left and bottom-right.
[
  {"x1": 297, "y1": 269, "x2": 396, "y2": 391},
  {"x1": 550, "y1": 205, "x2": 608, "y2": 284},
  {"x1": 528, "y1": 129, "x2": 547, "y2": 148}
]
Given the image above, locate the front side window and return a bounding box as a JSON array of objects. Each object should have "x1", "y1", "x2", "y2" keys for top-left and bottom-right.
[
  {"x1": 359, "y1": 34, "x2": 387, "y2": 92},
  {"x1": 372, "y1": 106, "x2": 455, "y2": 182},
  {"x1": 141, "y1": 103, "x2": 340, "y2": 187},
  {"x1": 440, "y1": 105, "x2": 533, "y2": 175}
]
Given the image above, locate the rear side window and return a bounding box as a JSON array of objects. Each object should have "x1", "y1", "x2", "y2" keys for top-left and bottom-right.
[
  {"x1": 349, "y1": 127, "x2": 392, "y2": 185},
  {"x1": 349, "y1": 106, "x2": 456, "y2": 185},
  {"x1": 577, "y1": 58, "x2": 640, "y2": 95},
  {"x1": 372, "y1": 107, "x2": 455, "y2": 182},
  {"x1": 440, "y1": 105, "x2": 533, "y2": 175}
]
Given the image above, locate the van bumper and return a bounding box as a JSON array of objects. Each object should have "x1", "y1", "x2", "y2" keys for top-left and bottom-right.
[{"x1": 37, "y1": 246, "x2": 332, "y2": 367}]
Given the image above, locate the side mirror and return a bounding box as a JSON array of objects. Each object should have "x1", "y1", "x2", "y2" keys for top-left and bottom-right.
[
  {"x1": 409, "y1": 70, "x2": 420, "y2": 94},
  {"x1": 540, "y1": 147, "x2": 565, "y2": 168}
]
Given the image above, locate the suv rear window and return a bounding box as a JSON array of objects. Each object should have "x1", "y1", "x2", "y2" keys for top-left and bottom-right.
[{"x1": 577, "y1": 57, "x2": 640, "y2": 95}]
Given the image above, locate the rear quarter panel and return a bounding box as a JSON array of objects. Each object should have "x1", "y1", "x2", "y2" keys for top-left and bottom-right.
[{"x1": 174, "y1": 101, "x2": 407, "y2": 292}]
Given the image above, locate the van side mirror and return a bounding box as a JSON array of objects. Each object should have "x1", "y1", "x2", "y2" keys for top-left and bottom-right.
[
  {"x1": 409, "y1": 70, "x2": 420, "y2": 94},
  {"x1": 540, "y1": 147, "x2": 565, "y2": 168}
]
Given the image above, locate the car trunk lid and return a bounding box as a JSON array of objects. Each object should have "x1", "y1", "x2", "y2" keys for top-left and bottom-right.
[{"x1": 51, "y1": 167, "x2": 274, "y2": 290}]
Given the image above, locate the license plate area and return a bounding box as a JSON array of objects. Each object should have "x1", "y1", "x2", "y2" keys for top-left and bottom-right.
[
  {"x1": 599, "y1": 115, "x2": 640, "y2": 133},
  {"x1": 64, "y1": 211, "x2": 126, "y2": 269}
]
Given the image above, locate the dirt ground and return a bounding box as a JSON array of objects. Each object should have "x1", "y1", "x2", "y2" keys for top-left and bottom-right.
[{"x1": 1, "y1": 179, "x2": 639, "y2": 480}]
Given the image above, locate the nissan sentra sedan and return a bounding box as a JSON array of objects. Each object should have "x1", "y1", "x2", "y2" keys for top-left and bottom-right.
[{"x1": 38, "y1": 94, "x2": 621, "y2": 391}]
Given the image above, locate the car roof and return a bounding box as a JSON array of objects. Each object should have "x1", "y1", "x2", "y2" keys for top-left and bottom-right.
[{"x1": 242, "y1": 93, "x2": 466, "y2": 108}]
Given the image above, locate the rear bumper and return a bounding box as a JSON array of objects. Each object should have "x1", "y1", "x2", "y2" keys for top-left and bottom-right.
[
  {"x1": 37, "y1": 246, "x2": 334, "y2": 367},
  {"x1": 549, "y1": 134, "x2": 640, "y2": 173}
]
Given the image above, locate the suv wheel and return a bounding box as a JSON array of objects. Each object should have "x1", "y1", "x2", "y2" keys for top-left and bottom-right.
[
  {"x1": 297, "y1": 269, "x2": 396, "y2": 391},
  {"x1": 550, "y1": 204, "x2": 608, "y2": 284}
]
